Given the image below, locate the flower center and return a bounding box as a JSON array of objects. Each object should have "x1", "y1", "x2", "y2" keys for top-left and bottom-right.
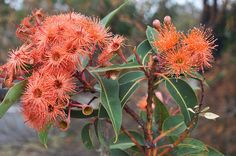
[
  {"x1": 33, "y1": 88, "x2": 42, "y2": 98},
  {"x1": 52, "y1": 52, "x2": 61, "y2": 61},
  {"x1": 54, "y1": 80, "x2": 62, "y2": 89},
  {"x1": 175, "y1": 58, "x2": 183, "y2": 64},
  {"x1": 48, "y1": 105, "x2": 54, "y2": 112},
  {"x1": 111, "y1": 42, "x2": 120, "y2": 51}
]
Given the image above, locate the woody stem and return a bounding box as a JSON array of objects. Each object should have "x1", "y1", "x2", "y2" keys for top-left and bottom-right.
[{"x1": 145, "y1": 56, "x2": 158, "y2": 156}]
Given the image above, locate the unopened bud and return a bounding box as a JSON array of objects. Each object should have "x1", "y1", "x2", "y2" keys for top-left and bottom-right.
[
  {"x1": 164, "y1": 16, "x2": 171, "y2": 25},
  {"x1": 152, "y1": 19, "x2": 161, "y2": 31}
]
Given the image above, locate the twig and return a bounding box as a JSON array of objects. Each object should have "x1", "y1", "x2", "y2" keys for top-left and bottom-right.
[
  {"x1": 104, "y1": 118, "x2": 144, "y2": 153},
  {"x1": 74, "y1": 71, "x2": 96, "y2": 92},
  {"x1": 199, "y1": 80, "x2": 205, "y2": 110},
  {"x1": 159, "y1": 111, "x2": 199, "y2": 156},
  {"x1": 153, "y1": 122, "x2": 184, "y2": 144},
  {"x1": 124, "y1": 105, "x2": 146, "y2": 131},
  {"x1": 121, "y1": 126, "x2": 144, "y2": 153}
]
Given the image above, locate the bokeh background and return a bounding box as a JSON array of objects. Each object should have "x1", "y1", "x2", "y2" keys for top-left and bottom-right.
[{"x1": 0, "y1": 0, "x2": 235, "y2": 155}]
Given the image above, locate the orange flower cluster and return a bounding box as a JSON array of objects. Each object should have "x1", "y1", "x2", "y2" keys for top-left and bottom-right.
[
  {"x1": 153, "y1": 16, "x2": 216, "y2": 77},
  {"x1": 0, "y1": 10, "x2": 123, "y2": 131}
]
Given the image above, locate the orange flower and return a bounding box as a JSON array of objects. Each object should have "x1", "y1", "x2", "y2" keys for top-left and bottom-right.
[
  {"x1": 22, "y1": 73, "x2": 54, "y2": 130},
  {"x1": 160, "y1": 47, "x2": 193, "y2": 77},
  {"x1": 22, "y1": 101, "x2": 48, "y2": 131},
  {"x1": 47, "y1": 102, "x2": 66, "y2": 123},
  {"x1": 98, "y1": 35, "x2": 124, "y2": 64},
  {"x1": 1, "y1": 10, "x2": 123, "y2": 131},
  {"x1": 183, "y1": 27, "x2": 216, "y2": 70},
  {"x1": 110, "y1": 35, "x2": 124, "y2": 52},
  {"x1": 153, "y1": 23, "x2": 181, "y2": 52},
  {"x1": 137, "y1": 96, "x2": 147, "y2": 111},
  {"x1": 137, "y1": 96, "x2": 155, "y2": 111},
  {"x1": 7, "y1": 44, "x2": 32, "y2": 74},
  {"x1": 22, "y1": 72, "x2": 52, "y2": 107},
  {"x1": 46, "y1": 71, "x2": 75, "y2": 102}
]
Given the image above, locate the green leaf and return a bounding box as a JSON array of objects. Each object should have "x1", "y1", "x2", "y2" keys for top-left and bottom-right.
[
  {"x1": 188, "y1": 146, "x2": 225, "y2": 156},
  {"x1": 93, "y1": 74, "x2": 122, "y2": 142},
  {"x1": 174, "y1": 138, "x2": 207, "y2": 156},
  {"x1": 146, "y1": 26, "x2": 158, "y2": 52},
  {"x1": 162, "y1": 115, "x2": 187, "y2": 136},
  {"x1": 109, "y1": 131, "x2": 144, "y2": 150},
  {"x1": 101, "y1": 1, "x2": 129, "y2": 27},
  {"x1": 0, "y1": 80, "x2": 27, "y2": 118},
  {"x1": 81, "y1": 123, "x2": 94, "y2": 149},
  {"x1": 119, "y1": 82, "x2": 140, "y2": 108},
  {"x1": 89, "y1": 62, "x2": 142, "y2": 73},
  {"x1": 65, "y1": 109, "x2": 98, "y2": 118},
  {"x1": 94, "y1": 108, "x2": 109, "y2": 147},
  {"x1": 110, "y1": 149, "x2": 130, "y2": 156},
  {"x1": 205, "y1": 146, "x2": 224, "y2": 156},
  {"x1": 127, "y1": 40, "x2": 152, "y2": 63},
  {"x1": 165, "y1": 78, "x2": 198, "y2": 125},
  {"x1": 153, "y1": 95, "x2": 169, "y2": 128},
  {"x1": 118, "y1": 71, "x2": 144, "y2": 108},
  {"x1": 118, "y1": 71, "x2": 144, "y2": 85},
  {"x1": 38, "y1": 124, "x2": 51, "y2": 148}
]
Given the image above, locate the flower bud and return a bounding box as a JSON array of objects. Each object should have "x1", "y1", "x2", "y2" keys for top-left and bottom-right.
[
  {"x1": 152, "y1": 19, "x2": 161, "y2": 31},
  {"x1": 164, "y1": 16, "x2": 171, "y2": 26}
]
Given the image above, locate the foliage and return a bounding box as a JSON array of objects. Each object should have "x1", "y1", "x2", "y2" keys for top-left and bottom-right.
[{"x1": 0, "y1": 1, "x2": 224, "y2": 156}]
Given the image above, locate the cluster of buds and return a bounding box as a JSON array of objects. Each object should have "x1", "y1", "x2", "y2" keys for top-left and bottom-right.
[
  {"x1": 0, "y1": 10, "x2": 124, "y2": 131},
  {"x1": 152, "y1": 16, "x2": 217, "y2": 77}
]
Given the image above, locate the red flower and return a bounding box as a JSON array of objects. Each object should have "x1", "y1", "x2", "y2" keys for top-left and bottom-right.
[{"x1": 45, "y1": 71, "x2": 75, "y2": 102}]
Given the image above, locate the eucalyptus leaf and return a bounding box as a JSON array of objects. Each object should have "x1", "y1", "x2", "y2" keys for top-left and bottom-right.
[
  {"x1": 89, "y1": 62, "x2": 142, "y2": 73},
  {"x1": 101, "y1": 1, "x2": 129, "y2": 27},
  {"x1": 146, "y1": 26, "x2": 158, "y2": 52},
  {"x1": 174, "y1": 138, "x2": 207, "y2": 156},
  {"x1": 93, "y1": 74, "x2": 122, "y2": 142},
  {"x1": 81, "y1": 123, "x2": 94, "y2": 149},
  {"x1": 153, "y1": 95, "x2": 169, "y2": 128},
  {"x1": 110, "y1": 149, "x2": 130, "y2": 156},
  {"x1": 109, "y1": 131, "x2": 144, "y2": 150},
  {"x1": 165, "y1": 78, "x2": 198, "y2": 125},
  {"x1": 38, "y1": 124, "x2": 51, "y2": 148},
  {"x1": 94, "y1": 107, "x2": 109, "y2": 146},
  {"x1": 0, "y1": 80, "x2": 27, "y2": 118},
  {"x1": 119, "y1": 82, "x2": 140, "y2": 108},
  {"x1": 206, "y1": 146, "x2": 225, "y2": 156},
  {"x1": 118, "y1": 71, "x2": 145, "y2": 107},
  {"x1": 118, "y1": 71, "x2": 144, "y2": 85},
  {"x1": 162, "y1": 115, "x2": 187, "y2": 136}
]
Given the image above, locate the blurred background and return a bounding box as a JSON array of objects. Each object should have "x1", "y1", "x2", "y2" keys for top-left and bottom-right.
[{"x1": 0, "y1": 0, "x2": 235, "y2": 155}]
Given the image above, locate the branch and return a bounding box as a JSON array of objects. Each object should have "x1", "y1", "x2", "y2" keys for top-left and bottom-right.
[
  {"x1": 159, "y1": 114, "x2": 198, "y2": 156},
  {"x1": 121, "y1": 126, "x2": 144, "y2": 153},
  {"x1": 124, "y1": 105, "x2": 146, "y2": 131},
  {"x1": 104, "y1": 118, "x2": 144, "y2": 153},
  {"x1": 145, "y1": 56, "x2": 158, "y2": 155}
]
